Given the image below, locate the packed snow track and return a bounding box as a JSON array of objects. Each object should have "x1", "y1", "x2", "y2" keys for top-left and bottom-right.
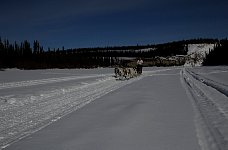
[
  {"x1": 1, "y1": 67, "x2": 228, "y2": 150},
  {"x1": 181, "y1": 67, "x2": 228, "y2": 150},
  {"x1": 0, "y1": 70, "x2": 144, "y2": 148}
]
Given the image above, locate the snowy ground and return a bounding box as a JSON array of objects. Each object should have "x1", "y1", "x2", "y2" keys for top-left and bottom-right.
[
  {"x1": 181, "y1": 67, "x2": 228, "y2": 150},
  {"x1": 184, "y1": 44, "x2": 215, "y2": 67},
  {"x1": 0, "y1": 67, "x2": 228, "y2": 150}
]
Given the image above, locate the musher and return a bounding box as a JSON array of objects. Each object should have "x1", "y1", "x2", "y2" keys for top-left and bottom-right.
[{"x1": 137, "y1": 58, "x2": 143, "y2": 74}]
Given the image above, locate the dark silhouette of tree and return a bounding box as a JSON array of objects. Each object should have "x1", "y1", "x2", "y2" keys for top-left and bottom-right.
[{"x1": 203, "y1": 39, "x2": 228, "y2": 66}]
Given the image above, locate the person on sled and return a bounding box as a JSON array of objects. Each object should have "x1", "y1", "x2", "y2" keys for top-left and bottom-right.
[{"x1": 137, "y1": 58, "x2": 143, "y2": 74}]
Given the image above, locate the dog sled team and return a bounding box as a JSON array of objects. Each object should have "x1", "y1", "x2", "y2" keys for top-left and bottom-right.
[{"x1": 114, "y1": 58, "x2": 143, "y2": 80}]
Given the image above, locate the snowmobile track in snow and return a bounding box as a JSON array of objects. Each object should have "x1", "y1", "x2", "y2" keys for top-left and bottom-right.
[
  {"x1": 186, "y1": 70, "x2": 228, "y2": 97},
  {"x1": 181, "y1": 68, "x2": 228, "y2": 150}
]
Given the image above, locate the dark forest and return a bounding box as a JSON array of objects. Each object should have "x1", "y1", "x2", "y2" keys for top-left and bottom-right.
[{"x1": 0, "y1": 37, "x2": 225, "y2": 69}]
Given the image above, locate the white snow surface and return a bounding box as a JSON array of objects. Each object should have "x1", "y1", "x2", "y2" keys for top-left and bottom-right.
[
  {"x1": 187, "y1": 44, "x2": 214, "y2": 55},
  {"x1": 0, "y1": 67, "x2": 228, "y2": 150},
  {"x1": 185, "y1": 44, "x2": 215, "y2": 67},
  {"x1": 181, "y1": 67, "x2": 228, "y2": 150}
]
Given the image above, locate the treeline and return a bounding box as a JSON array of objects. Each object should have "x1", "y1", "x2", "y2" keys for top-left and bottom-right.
[
  {"x1": 203, "y1": 39, "x2": 228, "y2": 66},
  {"x1": 0, "y1": 38, "x2": 115, "y2": 69},
  {"x1": 0, "y1": 37, "x2": 219, "y2": 69}
]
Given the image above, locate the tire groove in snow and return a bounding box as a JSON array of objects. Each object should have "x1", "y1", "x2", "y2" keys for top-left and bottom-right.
[
  {"x1": 181, "y1": 68, "x2": 228, "y2": 150},
  {"x1": 187, "y1": 70, "x2": 228, "y2": 97}
]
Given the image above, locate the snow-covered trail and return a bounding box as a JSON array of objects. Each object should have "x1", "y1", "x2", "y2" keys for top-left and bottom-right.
[
  {"x1": 0, "y1": 67, "x2": 181, "y2": 149},
  {"x1": 1, "y1": 67, "x2": 228, "y2": 150},
  {"x1": 0, "y1": 72, "x2": 144, "y2": 148},
  {"x1": 181, "y1": 68, "x2": 228, "y2": 150},
  {"x1": 3, "y1": 68, "x2": 201, "y2": 150},
  {"x1": 0, "y1": 74, "x2": 109, "y2": 90}
]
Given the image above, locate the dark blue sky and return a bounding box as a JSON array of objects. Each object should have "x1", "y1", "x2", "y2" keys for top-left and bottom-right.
[{"x1": 0, "y1": 0, "x2": 227, "y2": 49}]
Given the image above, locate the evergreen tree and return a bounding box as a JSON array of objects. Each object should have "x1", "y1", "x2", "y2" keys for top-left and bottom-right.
[{"x1": 203, "y1": 39, "x2": 228, "y2": 66}]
